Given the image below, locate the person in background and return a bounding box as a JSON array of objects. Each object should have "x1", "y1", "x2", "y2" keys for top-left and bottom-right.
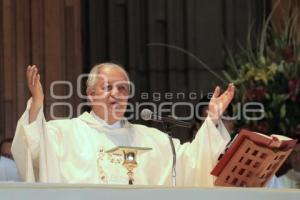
[
  {"x1": 0, "y1": 138, "x2": 20, "y2": 181},
  {"x1": 0, "y1": 138, "x2": 14, "y2": 159},
  {"x1": 278, "y1": 140, "x2": 300, "y2": 188}
]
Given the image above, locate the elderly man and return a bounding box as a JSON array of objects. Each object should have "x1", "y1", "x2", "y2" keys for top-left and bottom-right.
[{"x1": 12, "y1": 63, "x2": 235, "y2": 185}]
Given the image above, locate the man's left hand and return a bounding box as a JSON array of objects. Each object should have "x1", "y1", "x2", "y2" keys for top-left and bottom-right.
[{"x1": 208, "y1": 83, "x2": 235, "y2": 125}]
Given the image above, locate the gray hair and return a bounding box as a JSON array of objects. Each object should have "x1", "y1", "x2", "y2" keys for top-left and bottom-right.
[{"x1": 86, "y1": 63, "x2": 130, "y2": 91}]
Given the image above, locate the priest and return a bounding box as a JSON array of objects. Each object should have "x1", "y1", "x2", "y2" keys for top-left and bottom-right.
[{"x1": 12, "y1": 63, "x2": 235, "y2": 186}]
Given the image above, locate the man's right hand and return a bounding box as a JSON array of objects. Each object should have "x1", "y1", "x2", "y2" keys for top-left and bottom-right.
[{"x1": 27, "y1": 65, "x2": 44, "y2": 123}]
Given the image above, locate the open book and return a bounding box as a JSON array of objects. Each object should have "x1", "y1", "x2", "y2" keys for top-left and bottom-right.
[{"x1": 211, "y1": 129, "x2": 297, "y2": 187}]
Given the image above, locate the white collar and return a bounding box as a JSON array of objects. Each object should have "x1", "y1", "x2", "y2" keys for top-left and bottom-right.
[
  {"x1": 90, "y1": 111, "x2": 123, "y2": 129},
  {"x1": 78, "y1": 111, "x2": 131, "y2": 130}
]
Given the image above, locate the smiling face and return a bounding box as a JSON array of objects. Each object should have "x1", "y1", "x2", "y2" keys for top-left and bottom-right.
[{"x1": 87, "y1": 65, "x2": 129, "y2": 124}]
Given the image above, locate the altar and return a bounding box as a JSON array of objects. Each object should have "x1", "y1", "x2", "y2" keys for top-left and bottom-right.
[{"x1": 0, "y1": 183, "x2": 299, "y2": 200}]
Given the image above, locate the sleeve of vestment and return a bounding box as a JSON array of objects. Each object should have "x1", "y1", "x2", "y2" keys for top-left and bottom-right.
[
  {"x1": 174, "y1": 116, "x2": 231, "y2": 186},
  {"x1": 12, "y1": 98, "x2": 61, "y2": 182}
]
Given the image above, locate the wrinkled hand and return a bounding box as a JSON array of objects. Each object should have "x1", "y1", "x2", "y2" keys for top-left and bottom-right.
[
  {"x1": 27, "y1": 65, "x2": 44, "y2": 107},
  {"x1": 208, "y1": 83, "x2": 235, "y2": 124}
]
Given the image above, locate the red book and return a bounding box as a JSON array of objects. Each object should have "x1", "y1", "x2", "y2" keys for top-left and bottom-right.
[{"x1": 211, "y1": 129, "x2": 297, "y2": 187}]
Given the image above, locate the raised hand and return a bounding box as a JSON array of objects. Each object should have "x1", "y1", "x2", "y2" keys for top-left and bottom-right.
[
  {"x1": 26, "y1": 65, "x2": 44, "y2": 122},
  {"x1": 27, "y1": 65, "x2": 44, "y2": 106},
  {"x1": 208, "y1": 83, "x2": 235, "y2": 124}
]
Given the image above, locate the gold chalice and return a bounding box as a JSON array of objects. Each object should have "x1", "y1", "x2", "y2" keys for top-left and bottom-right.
[{"x1": 106, "y1": 146, "x2": 152, "y2": 185}]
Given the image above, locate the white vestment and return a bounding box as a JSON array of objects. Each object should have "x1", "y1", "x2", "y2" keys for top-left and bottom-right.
[{"x1": 12, "y1": 99, "x2": 231, "y2": 186}]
